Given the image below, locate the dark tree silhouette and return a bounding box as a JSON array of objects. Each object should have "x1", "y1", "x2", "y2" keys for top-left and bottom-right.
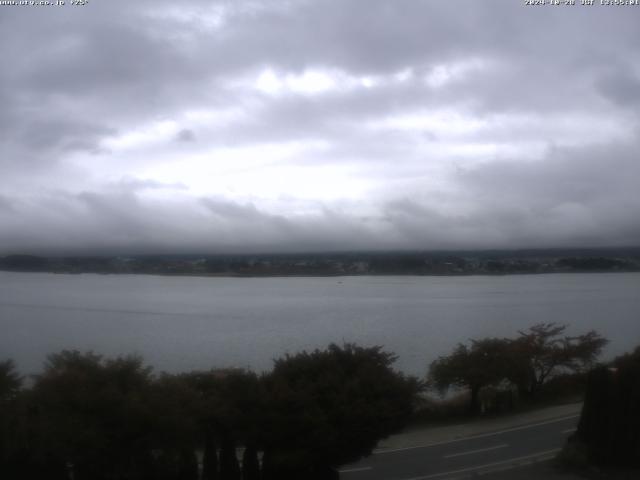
[
  {"x1": 0, "y1": 360, "x2": 24, "y2": 479},
  {"x1": 0, "y1": 360, "x2": 21, "y2": 401},
  {"x1": 149, "y1": 373, "x2": 202, "y2": 480},
  {"x1": 512, "y1": 323, "x2": 608, "y2": 397},
  {"x1": 573, "y1": 346, "x2": 640, "y2": 467},
  {"x1": 2, "y1": 344, "x2": 420, "y2": 480},
  {"x1": 261, "y1": 343, "x2": 421, "y2": 478},
  {"x1": 428, "y1": 324, "x2": 608, "y2": 413},
  {"x1": 428, "y1": 338, "x2": 513, "y2": 414},
  {"x1": 202, "y1": 430, "x2": 219, "y2": 480},
  {"x1": 182, "y1": 368, "x2": 263, "y2": 480},
  {"x1": 241, "y1": 445, "x2": 260, "y2": 480},
  {"x1": 30, "y1": 351, "x2": 158, "y2": 480},
  {"x1": 219, "y1": 436, "x2": 241, "y2": 480}
]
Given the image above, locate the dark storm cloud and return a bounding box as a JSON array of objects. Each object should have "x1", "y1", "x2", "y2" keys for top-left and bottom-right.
[
  {"x1": 0, "y1": 195, "x2": 14, "y2": 212},
  {"x1": 0, "y1": 189, "x2": 375, "y2": 254},
  {"x1": 16, "y1": 119, "x2": 115, "y2": 155},
  {"x1": 0, "y1": 0, "x2": 639, "y2": 253},
  {"x1": 0, "y1": 1, "x2": 223, "y2": 174},
  {"x1": 114, "y1": 178, "x2": 188, "y2": 192},
  {"x1": 596, "y1": 65, "x2": 640, "y2": 108},
  {"x1": 448, "y1": 140, "x2": 640, "y2": 247},
  {"x1": 176, "y1": 129, "x2": 196, "y2": 143}
]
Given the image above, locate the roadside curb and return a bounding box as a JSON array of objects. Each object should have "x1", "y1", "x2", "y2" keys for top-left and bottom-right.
[
  {"x1": 394, "y1": 449, "x2": 562, "y2": 479},
  {"x1": 374, "y1": 403, "x2": 583, "y2": 454}
]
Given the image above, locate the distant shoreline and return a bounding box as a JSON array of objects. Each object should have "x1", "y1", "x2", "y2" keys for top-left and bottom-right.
[
  {"x1": 2, "y1": 268, "x2": 639, "y2": 279},
  {"x1": 2, "y1": 249, "x2": 639, "y2": 278}
]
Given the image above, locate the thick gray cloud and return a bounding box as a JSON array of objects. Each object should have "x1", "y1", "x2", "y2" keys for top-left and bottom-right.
[{"x1": 0, "y1": 0, "x2": 639, "y2": 254}]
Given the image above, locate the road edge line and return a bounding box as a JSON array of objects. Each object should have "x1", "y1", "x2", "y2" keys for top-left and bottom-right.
[
  {"x1": 402, "y1": 448, "x2": 562, "y2": 480},
  {"x1": 375, "y1": 414, "x2": 579, "y2": 454}
]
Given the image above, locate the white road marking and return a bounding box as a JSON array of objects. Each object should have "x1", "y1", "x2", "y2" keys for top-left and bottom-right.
[
  {"x1": 562, "y1": 428, "x2": 577, "y2": 434},
  {"x1": 443, "y1": 443, "x2": 508, "y2": 459},
  {"x1": 375, "y1": 414, "x2": 579, "y2": 454},
  {"x1": 402, "y1": 448, "x2": 561, "y2": 480},
  {"x1": 339, "y1": 466, "x2": 373, "y2": 473}
]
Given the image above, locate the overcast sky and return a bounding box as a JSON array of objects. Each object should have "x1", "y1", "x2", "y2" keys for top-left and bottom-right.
[{"x1": 1, "y1": 0, "x2": 639, "y2": 254}]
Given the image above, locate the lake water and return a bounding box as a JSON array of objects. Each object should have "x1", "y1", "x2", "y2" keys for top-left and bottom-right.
[{"x1": 1, "y1": 271, "x2": 639, "y2": 377}]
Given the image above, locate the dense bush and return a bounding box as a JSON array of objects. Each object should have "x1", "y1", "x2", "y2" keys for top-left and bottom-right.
[
  {"x1": 428, "y1": 323, "x2": 606, "y2": 415},
  {"x1": 261, "y1": 344, "x2": 421, "y2": 478},
  {"x1": 0, "y1": 344, "x2": 420, "y2": 480},
  {"x1": 572, "y1": 347, "x2": 640, "y2": 468}
]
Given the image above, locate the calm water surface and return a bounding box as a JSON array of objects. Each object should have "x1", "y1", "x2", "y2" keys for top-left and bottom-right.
[{"x1": 1, "y1": 272, "x2": 639, "y2": 376}]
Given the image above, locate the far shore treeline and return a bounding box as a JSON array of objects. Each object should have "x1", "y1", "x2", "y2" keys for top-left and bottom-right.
[
  {"x1": 1, "y1": 247, "x2": 640, "y2": 277},
  {"x1": 0, "y1": 323, "x2": 634, "y2": 480}
]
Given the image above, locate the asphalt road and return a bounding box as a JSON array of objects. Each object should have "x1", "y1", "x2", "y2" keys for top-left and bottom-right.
[{"x1": 339, "y1": 414, "x2": 579, "y2": 480}]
